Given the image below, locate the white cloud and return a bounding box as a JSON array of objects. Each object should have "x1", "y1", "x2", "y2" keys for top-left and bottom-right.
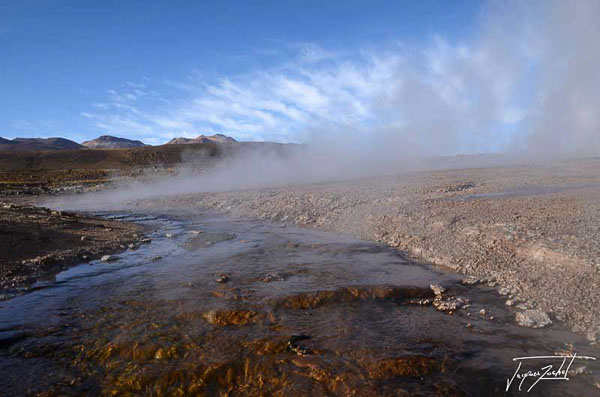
[{"x1": 82, "y1": 0, "x2": 600, "y2": 157}]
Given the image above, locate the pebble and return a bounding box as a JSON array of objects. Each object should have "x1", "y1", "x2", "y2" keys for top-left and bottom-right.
[
  {"x1": 215, "y1": 275, "x2": 230, "y2": 283},
  {"x1": 101, "y1": 255, "x2": 118, "y2": 262},
  {"x1": 461, "y1": 276, "x2": 481, "y2": 285}
]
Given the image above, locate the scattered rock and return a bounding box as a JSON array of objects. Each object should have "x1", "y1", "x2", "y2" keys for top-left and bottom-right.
[
  {"x1": 498, "y1": 287, "x2": 510, "y2": 295},
  {"x1": 262, "y1": 274, "x2": 285, "y2": 282},
  {"x1": 515, "y1": 310, "x2": 552, "y2": 328},
  {"x1": 430, "y1": 284, "x2": 446, "y2": 296}
]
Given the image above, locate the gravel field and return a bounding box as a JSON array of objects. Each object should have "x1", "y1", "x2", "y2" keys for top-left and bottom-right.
[{"x1": 130, "y1": 157, "x2": 600, "y2": 342}]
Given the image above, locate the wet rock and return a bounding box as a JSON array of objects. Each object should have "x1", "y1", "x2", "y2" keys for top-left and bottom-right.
[
  {"x1": 261, "y1": 274, "x2": 285, "y2": 282},
  {"x1": 433, "y1": 298, "x2": 459, "y2": 312},
  {"x1": 202, "y1": 309, "x2": 263, "y2": 326},
  {"x1": 410, "y1": 298, "x2": 431, "y2": 305},
  {"x1": 274, "y1": 285, "x2": 432, "y2": 309},
  {"x1": 101, "y1": 255, "x2": 118, "y2": 262},
  {"x1": 461, "y1": 276, "x2": 481, "y2": 285},
  {"x1": 215, "y1": 275, "x2": 230, "y2": 283},
  {"x1": 515, "y1": 309, "x2": 552, "y2": 328},
  {"x1": 287, "y1": 334, "x2": 312, "y2": 356},
  {"x1": 430, "y1": 284, "x2": 446, "y2": 296}
]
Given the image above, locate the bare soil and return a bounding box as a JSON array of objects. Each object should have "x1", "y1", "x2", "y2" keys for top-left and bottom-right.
[{"x1": 0, "y1": 202, "x2": 144, "y2": 291}]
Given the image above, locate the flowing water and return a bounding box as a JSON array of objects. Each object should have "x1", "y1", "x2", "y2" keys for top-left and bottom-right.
[{"x1": 0, "y1": 211, "x2": 598, "y2": 396}]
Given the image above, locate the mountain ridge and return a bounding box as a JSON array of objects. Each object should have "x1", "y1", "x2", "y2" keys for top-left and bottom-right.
[{"x1": 82, "y1": 135, "x2": 146, "y2": 149}]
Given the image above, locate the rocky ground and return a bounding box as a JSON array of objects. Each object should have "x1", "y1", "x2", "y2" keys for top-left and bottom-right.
[
  {"x1": 0, "y1": 202, "x2": 144, "y2": 292},
  {"x1": 127, "y1": 157, "x2": 600, "y2": 343}
]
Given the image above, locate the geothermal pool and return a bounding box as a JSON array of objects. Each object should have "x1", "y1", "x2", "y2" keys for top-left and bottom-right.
[{"x1": 0, "y1": 211, "x2": 598, "y2": 396}]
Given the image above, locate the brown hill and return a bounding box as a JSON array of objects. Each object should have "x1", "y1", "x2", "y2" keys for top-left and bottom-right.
[
  {"x1": 0, "y1": 142, "x2": 221, "y2": 172},
  {"x1": 82, "y1": 135, "x2": 146, "y2": 149},
  {"x1": 167, "y1": 134, "x2": 237, "y2": 145},
  {"x1": 0, "y1": 140, "x2": 297, "y2": 190},
  {"x1": 0, "y1": 137, "x2": 83, "y2": 151}
]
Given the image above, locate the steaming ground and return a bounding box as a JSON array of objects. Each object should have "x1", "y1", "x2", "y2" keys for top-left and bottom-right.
[{"x1": 83, "y1": 156, "x2": 600, "y2": 344}]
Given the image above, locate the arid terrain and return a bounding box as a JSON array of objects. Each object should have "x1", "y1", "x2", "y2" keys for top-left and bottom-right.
[
  {"x1": 0, "y1": 202, "x2": 144, "y2": 292},
  {"x1": 124, "y1": 157, "x2": 600, "y2": 343},
  {"x1": 1, "y1": 147, "x2": 600, "y2": 395}
]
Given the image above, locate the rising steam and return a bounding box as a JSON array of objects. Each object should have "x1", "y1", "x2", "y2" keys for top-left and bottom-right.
[{"x1": 66, "y1": 0, "x2": 600, "y2": 208}]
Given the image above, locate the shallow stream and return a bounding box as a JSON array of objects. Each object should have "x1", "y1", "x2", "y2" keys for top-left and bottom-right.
[{"x1": 0, "y1": 211, "x2": 598, "y2": 396}]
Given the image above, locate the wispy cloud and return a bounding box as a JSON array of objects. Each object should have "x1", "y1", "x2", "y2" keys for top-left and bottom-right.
[{"x1": 82, "y1": 1, "x2": 600, "y2": 158}]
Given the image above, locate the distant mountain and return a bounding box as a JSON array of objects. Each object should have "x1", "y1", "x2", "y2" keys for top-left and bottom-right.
[
  {"x1": 82, "y1": 135, "x2": 146, "y2": 149},
  {"x1": 0, "y1": 137, "x2": 83, "y2": 151},
  {"x1": 166, "y1": 134, "x2": 237, "y2": 145}
]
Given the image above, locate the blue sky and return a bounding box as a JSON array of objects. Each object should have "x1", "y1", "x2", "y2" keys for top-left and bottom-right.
[{"x1": 0, "y1": 0, "x2": 490, "y2": 146}]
